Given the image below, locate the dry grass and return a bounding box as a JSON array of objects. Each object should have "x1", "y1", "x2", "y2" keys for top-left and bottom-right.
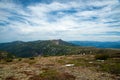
[
  {"x1": 29, "y1": 69, "x2": 75, "y2": 80},
  {"x1": 0, "y1": 54, "x2": 118, "y2": 80}
]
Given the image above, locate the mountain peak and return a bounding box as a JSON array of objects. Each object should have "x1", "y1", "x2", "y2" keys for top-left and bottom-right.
[{"x1": 50, "y1": 39, "x2": 63, "y2": 45}]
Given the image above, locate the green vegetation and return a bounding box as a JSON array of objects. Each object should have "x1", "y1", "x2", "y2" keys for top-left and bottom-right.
[
  {"x1": 96, "y1": 53, "x2": 120, "y2": 75},
  {"x1": 5, "y1": 76, "x2": 17, "y2": 80},
  {"x1": 29, "y1": 69, "x2": 75, "y2": 80},
  {"x1": 29, "y1": 57, "x2": 35, "y2": 60},
  {"x1": 57, "y1": 53, "x2": 120, "y2": 75},
  {"x1": 28, "y1": 60, "x2": 36, "y2": 65},
  {"x1": 18, "y1": 58, "x2": 22, "y2": 61},
  {"x1": 66, "y1": 58, "x2": 87, "y2": 66},
  {"x1": 0, "y1": 51, "x2": 14, "y2": 62},
  {"x1": 0, "y1": 54, "x2": 120, "y2": 80},
  {"x1": 5, "y1": 58, "x2": 13, "y2": 62},
  {"x1": 0, "y1": 40, "x2": 120, "y2": 58},
  {"x1": 0, "y1": 40, "x2": 119, "y2": 58},
  {"x1": 95, "y1": 54, "x2": 110, "y2": 60},
  {"x1": 0, "y1": 40, "x2": 120, "y2": 79},
  {"x1": 99, "y1": 62, "x2": 120, "y2": 74}
]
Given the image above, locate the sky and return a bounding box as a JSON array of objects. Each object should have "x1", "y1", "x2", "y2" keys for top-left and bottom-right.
[{"x1": 0, "y1": 0, "x2": 120, "y2": 42}]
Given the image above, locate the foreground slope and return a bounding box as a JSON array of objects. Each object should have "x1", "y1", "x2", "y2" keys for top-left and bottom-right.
[{"x1": 0, "y1": 54, "x2": 119, "y2": 80}]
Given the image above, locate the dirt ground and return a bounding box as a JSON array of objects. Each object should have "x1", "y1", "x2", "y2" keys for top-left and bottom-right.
[{"x1": 0, "y1": 55, "x2": 118, "y2": 80}]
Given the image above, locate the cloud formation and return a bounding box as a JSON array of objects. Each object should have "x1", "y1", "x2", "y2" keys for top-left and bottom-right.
[{"x1": 0, "y1": 0, "x2": 120, "y2": 42}]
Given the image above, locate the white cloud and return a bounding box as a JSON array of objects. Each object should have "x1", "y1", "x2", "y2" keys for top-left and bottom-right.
[{"x1": 0, "y1": 0, "x2": 120, "y2": 42}]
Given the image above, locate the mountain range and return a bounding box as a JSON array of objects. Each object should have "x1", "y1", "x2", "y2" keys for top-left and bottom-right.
[
  {"x1": 0, "y1": 39, "x2": 79, "y2": 57},
  {"x1": 69, "y1": 41, "x2": 120, "y2": 49},
  {"x1": 0, "y1": 39, "x2": 119, "y2": 58}
]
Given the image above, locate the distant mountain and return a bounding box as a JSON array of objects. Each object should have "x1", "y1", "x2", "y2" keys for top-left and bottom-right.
[
  {"x1": 0, "y1": 40, "x2": 119, "y2": 58},
  {"x1": 69, "y1": 41, "x2": 120, "y2": 49},
  {"x1": 0, "y1": 39, "x2": 80, "y2": 57}
]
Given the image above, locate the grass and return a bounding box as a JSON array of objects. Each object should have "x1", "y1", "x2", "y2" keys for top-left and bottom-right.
[
  {"x1": 5, "y1": 76, "x2": 17, "y2": 80},
  {"x1": 29, "y1": 57, "x2": 35, "y2": 60},
  {"x1": 95, "y1": 54, "x2": 110, "y2": 60},
  {"x1": 5, "y1": 58, "x2": 13, "y2": 62},
  {"x1": 18, "y1": 58, "x2": 22, "y2": 61},
  {"x1": 99, "y1": 63, "x2": 120, "y2": 74},
  {"x1": 66, "y1": 58, "x2": 87, "y2": 66},
  {"x1": 29, "y1": 68, "x2": 76, "y2": 80},
  {"x1": 94, "y1": 53, "x2": 120, "y2": 75},
  {"x1": 57, "y1": 54, "x2": 120, "y2": 75},
  {"x1": 1, "y1": 54, "x2": 120, "y2": 80}
]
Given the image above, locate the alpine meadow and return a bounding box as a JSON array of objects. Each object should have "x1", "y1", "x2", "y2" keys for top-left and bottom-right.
[{"x1": 0, "y1": 0, "x2": 120, "y2": 80}]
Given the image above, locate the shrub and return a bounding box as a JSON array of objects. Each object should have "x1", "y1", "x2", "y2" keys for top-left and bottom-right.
[
  {"x1": 95, "y1": 54, "x2": 109, "y2": 60},
  {"x1": 18, "y1": 58, "x2": 22, "y2": 61},
  {"x1": 111, "y1": 53, "x2": 120, "y2": 58},
  {"x1": 29, "y1": 69, "x2": 75, "y2": 80},
  {"x1": 100, "y1": 63, "x2": 120, "y2": 74},
  {"x1": 5, "y1": 58, "x2": 13, "y2": 62},
  {"x1": 28, "y1": 60, "x2": 36, "y2": 65},
  {"x1": 110, "y1": 63, "x2": 120, "y2": 74},
  {"x1": 5, "y1": 76, "x2": 17, "y2": 80},
  {"x1": 29, "y1": 75, "x2": 42, "y2": 80},
  {"x1": 29, "y1": 57, "x2": 35, "y2": 60}
]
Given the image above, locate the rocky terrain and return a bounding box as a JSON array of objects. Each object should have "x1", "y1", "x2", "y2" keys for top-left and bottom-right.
[{"x1": 0, "y1": 54, "x2": 119, "y2": 80}]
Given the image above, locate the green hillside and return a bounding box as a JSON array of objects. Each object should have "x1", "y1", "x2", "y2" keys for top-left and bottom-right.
[{"x1": 0, "y1": 39, "x2": 119, "y2": 58}]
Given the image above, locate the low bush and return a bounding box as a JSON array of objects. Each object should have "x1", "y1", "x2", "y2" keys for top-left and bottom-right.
[
  {"x1": 5, "y1": 58, "x2": 13, "y2": 62},
  {"x1": 29, "y1": 69, "x2": 75, "y2": 80},
  {"x1": 5, "y1": 76, "x2": 17, "y2": 80},
  {"x1": 95, "y1": 54, "x2": 110, "y2": 60},
  {"x1": 29, "y1": 57, "x2": 35, "y2": 60},
  {"x1": 18, "y1": 58, "x2": 22, "y2": 61},
  {"x1": 100, "y1": 63, "x2": 120, "y2": 74}
]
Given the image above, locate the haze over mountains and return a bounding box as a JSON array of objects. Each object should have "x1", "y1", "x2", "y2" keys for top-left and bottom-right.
[{"x1": 69, "y1": 41, "x2": 120, "y2": 49}]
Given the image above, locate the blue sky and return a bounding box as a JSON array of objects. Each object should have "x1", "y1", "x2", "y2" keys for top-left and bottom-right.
[{"x1": 0, "y1": 0, "x2": 120, "y2": 42}]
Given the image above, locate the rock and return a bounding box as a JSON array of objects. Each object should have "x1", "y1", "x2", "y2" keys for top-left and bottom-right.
[{"x1": 65, "y1": 64, "x2": 74, "y2": 67}]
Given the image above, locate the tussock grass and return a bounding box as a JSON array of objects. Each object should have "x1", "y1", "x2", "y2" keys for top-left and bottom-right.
[{"x1": 29, "y1": 69, "x2": 76, "y2": 80}]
